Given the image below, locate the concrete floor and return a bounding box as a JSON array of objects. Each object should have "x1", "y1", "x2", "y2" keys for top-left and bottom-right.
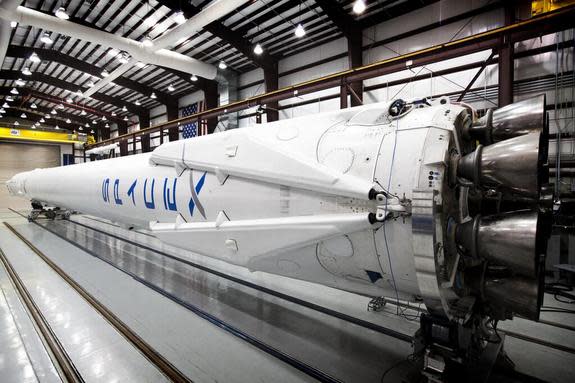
[{"x1": 0, "y1": 208, "x2": 574, "y2": 383}]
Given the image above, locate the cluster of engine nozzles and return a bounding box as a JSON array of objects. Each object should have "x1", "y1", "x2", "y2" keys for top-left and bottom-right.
[{"x1": 454, "y1": 95, "x2": 549, "y2": 321}]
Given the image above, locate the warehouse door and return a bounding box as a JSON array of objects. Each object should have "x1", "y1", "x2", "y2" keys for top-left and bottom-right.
[{"x1": 0, "y1": 142, "x2": 60, "y2": 210}]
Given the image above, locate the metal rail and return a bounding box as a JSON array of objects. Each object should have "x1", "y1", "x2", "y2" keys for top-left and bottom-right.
[
  {"x1": 6, "y1": 213, "x2": 344, "y2": 383},
  {"x1": 0, "y1": 246, "x2": 84, "y2": 383},
  {"x1": 2, "y1": 222, "x2": 193, "y2": 383}
]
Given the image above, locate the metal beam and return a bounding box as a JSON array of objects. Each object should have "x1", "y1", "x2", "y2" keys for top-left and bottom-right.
[
  {"x1": 87, "y1": 6, "x2": 575, "y2": 148},
  {"x1": 264, "y1": 63, "x2": 279, "y2": 122},
  {"x1": 498, "y1": 3, "x2": 515, "y2": 106},
  {"x1": 457, "y1": 51, "x2": 497, "y2": 102},
  {"x1": 139, "y1": 113, "x2": 151, "y2": 153},
  {"x1": 314, "y1": 0, "x2": 358, "y2": 38}
]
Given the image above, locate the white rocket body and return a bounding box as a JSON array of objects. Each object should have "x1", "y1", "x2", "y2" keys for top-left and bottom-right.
[{"x1": 7, "y1": 100, "x2": 464, "y2": 306}]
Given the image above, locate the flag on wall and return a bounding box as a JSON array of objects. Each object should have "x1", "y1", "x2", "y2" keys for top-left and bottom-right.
[{"x1": 181, "y1": 102, "x2": 198, "y2": 139}]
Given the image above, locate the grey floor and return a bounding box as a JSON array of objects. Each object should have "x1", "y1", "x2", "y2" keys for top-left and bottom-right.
[{"x1": 0, "y1": 208, "x2": 574, "y2": 383}]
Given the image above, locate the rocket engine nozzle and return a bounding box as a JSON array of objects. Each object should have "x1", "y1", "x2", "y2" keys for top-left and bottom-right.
[
  {"x1": 463, "y1": 95, "x2": 547, "y2": 144},
  {"x1": 457, "y1": 132, "x2": 546, "y2": 197}
]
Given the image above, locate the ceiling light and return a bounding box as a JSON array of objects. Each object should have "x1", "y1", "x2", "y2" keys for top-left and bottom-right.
[
  {"x1": 80, "y1": 110, "x2": 87, "y2": 116},
  {"x1": 32, "y1": 125, "x2": 37, "y2": 129},
  {"x1": 0, "y1": 108, "x2": 5, "y2": 114},
  {"x1": 218, "y1": 61, "x2": 227, "y2": 70},
  {"x1": 123, "y1": 116, "x2": 128, "y2": 121},
  {"x1": 142, "y1": 36, "x2": 154, "y2": 47},
  {"x1": 108, "y1": 48, "x2": 119, "y2": 57},
  {"x1": 45, "y1": 114, "x2": 50, "y2": 119},
  {"x1": 102, "y1": 116, "x2": 107, "y2": 121},
  {"x1": 353, "y1": 0, "x2": 366, "y2": 14},
  {"x1": 76, "y1": 90, "x2": 84, "y2": 97},
  {"x1": 150, "y1": 92, "x2": 156, "y2": 99},
  {"x1": 135, "y1": 62, "x2": 146, "y2": 69},
  {"x1": 22, "y1": 67, "x2": 32, "y2": 76},
  {"x1": 66, "y1": 97, "x2": 73, "y2": 103},
  {"x1": 51, "y1": 109, "x2": 57, "y2": 115},
  {"x1": 87, "y1": 81, "x2": 95, "y2": 87},
  {"x1": 20, "y1": 113, "x2": 27, "y2": 118},
  {"x1": 66, "y1": 118, "x2": 71, "y2": 123},
  {"x1": 6, "y1": 96, "x2": 14, "y2": 102},
  {"x1": 30, "y1": 103, "x2": 37, "y2": 109},
  {"x1": 40, "y1": 118, "x2": 45, "y2": 123},
  {"x1": 118, "y1": 52, "x2": 130, "y2": 64},
  {"x1": 190, "y1": 74, "x2": 198, "y2": 82},
  {"x1": 90, "y1": 129, "x2": 94, "y2": 134},
  {"x1": 13, "y1": 121, "x2": 19, "y2": 126},
  {"x1": 10, "y1": 87, "x2": 18, "y2": 95},
  {"x1": 101, "y1": 69, "x2": 109, "y2": 77},
  {"x1": 111, "y1": 111, "x2": 116, "y2": 116},
  {"x1": 85, "y1": 123, "x2": 89, "y2": 127},
  {"x1": 2, "y1": 102, "x2": 9, "y2": 108},
  {"x1": 40, "y1": 32, "x2": 53, "y2": 45},
  {"x1": 28, "y1": 52, "x2": 41, "y2": 63},
  {"x1": 122, "y1": 105, "x2": 127, "y2": 112},
  {"x1": 134, "y1": 100, "x2": 141, "y2": 106},
  {"x1": 253, "y1": 43, "x2": 263, "y2": 55},
  {"x1": 10, "y1": 21, "x2": 17, "y2": 28},
  {"x1": 105, "y1": 123, "x2": 110, "y2": 128},
  {"x1": 167, "y1": 84, "x2": 175, "y2": 92},
  {"x1": 57, "y1": 103, "x2": 64, "y2": 109},
  {"x1": 15, "y1": 78, "x2": 26, "y2": 86},
  {"x1": 55, "y1": 125, "x2": 60, "y2": 130},
  {"x1": 295, "y1": 23, "x2": 306, "y2": 38},
  {"x1": 173, "y1": 10, "x2": 186, "y2": 24},
  {"x1": 92, "y1": 120, "x2": 97, "y2": 124},
  {"x1": 55, "y1": 7, "x2": 69, "y2": 20},
  {"x1": 78, "y1": 126, "x2": 83, "y2": 131}
]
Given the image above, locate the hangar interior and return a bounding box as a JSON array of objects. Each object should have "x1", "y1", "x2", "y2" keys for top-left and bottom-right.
[{"x1": 0, "y1": 0, "x2": 574, "y2": 382}]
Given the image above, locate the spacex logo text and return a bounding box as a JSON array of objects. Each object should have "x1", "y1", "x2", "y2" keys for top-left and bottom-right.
[{"x1": 101, "y1": 172, "x2": 207, "y2": 218}]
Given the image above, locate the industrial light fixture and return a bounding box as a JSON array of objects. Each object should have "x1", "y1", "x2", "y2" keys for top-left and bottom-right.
[
  {"x1": 167, "y1": 84, "x2": 175, "y2": 92},
  {"x1": 135, "y1": 62, "x2": 146, "y2": 69},
  {"x1": 40, "y1": 118, "x2": 45, "y2": 123},
  {"x1": 55, "y1": 7, "x2": 70, "y2": 20},
  {"x1": 102, "y1": 116, "x2": 107, "y2": 121},
  {"x1": 20, "y1": 113, "x2": 27, "y2": 118},
  {"x1": 28, "y1": 52, "x2": 41, "y2": 63},
  {"x1": 80, "y1": 109, "x2": 87, "y2": 116},
  {"x1": 22, "y1": 67, "x2": 32, "y2": 76},
  {"x1": 353, "y1": 0, "x2": 366, "y2": 14},
  {"x1": 87, "y1": 81, "x2": 95, "y2": 87},
  {"x1": 190, "y1": 74, "x2": 198, "y2": 82},
  {"x1": 105, "y1": 123, "x2": 110, "y2": 128},
  {"x1": 90, "y1": 129, "x2": 94, "y2": 134},
  {"x1": 15, "y1": 78, "x2": 26, "y2": 86},
  {"x1": 10, "y1": 21, "x2": 17, "y2": 28},
  {"x1": 55, "y1": 125, "x2": 60, "y2": 130},
  {"x1": 78, "y1": 126, "x2": 83, "y2": 131},
  {"x1": 118, "y1": 51, "x2": 130, "y2": 64},
  {"x1": 150, "y1": 92, "x2": 157, "y2": 99},
  {"x1": 122, "y1": 105, "x2": 127, "y2": 112},
  {"x1": 2, "y1": 102, "x2": 9, "y2": 108},
  {"x1": 76, "y1": 90, "x2": 84, "y2": 97},
  {"x1": 0, "y1": 108, "x2": 5, "y2": 114},
  {"x1": 142, "y1": 35, "x2": 154, "y2": 47},
  {"x1": 51, "y1": 109, "x2": 57, "y2": 115},
  {"x1": 40, "y1": 32, "x2": 54, "y2": 45},
  {"x1": 92, "y1": 120, "x2": 97, "y2": 124},
  {"x1": 6, "y1": 96, "x2": 14, "y2": 102},
  {"x1": 10, "y1": 87, "x2": 19, "y2": 95},
  {"x1": 45, "y1": 114, "x2": 50, "y2": 119},
  {"x1": 107, "y1": 48, "x2": 119, "y2": 57},
  {"x1": 101, "y1": 69, "x2": 110, "y2": 77},
  {"x1": 294, "y1": 23, "x2": 306, "y2": 38},
  {"x1": 134, "y1": 100, "x2": 141, "y2": 106},
  {"x1": 66, "y1": 118, "x2": 71, "y2": 123},
  {"x1": 111, "y1": 111, "x2": 116, "y2": 116},
  {"x1": 123, "y1": 116, "x2": 129, "y2": 121},
  {"x1": 13, "y1": 120, "x2": 19, "y2": 126},
  {"x1": 218, "y1": 61, "x2": 227, "y2": 70},
  {"x1": 173, "y1": 10, "x2": 186, "y2": 24},
  {"x1": 30, "y1": 103, "x2": 37, "y2": 109},
  {"x1": 32, "y1": 125, "x2": 36, "y2": 129},
  {"x1": 66, "y1": 97, "x2": 73, "y2": 103},
  {"x1": 253, "y1": 43, "x2": 263, "y2": 55},
  {"x1": 85, "y1": 123, "x2": 89, "y2": 127},
  {"x1": 57, "y1": 103, "x2": 65, "y2": 109}
]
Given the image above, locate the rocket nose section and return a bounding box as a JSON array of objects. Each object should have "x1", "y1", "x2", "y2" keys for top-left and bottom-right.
[{"x1": 6, "y1": 171, "x2": 29, "y2": 197}]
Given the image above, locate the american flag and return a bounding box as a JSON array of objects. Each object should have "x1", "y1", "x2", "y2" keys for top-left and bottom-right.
[{"x1": 181, "y1": 102, "x2": 198, "y2": 139}]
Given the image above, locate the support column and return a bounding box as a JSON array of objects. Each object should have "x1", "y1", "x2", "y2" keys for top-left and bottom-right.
[
  {"x1": 139, "y1": 113, "x2": 151, "y2": 153},
  {"x1": 117, "y1": 121, "x2": 128, "y2": 156},
  {"x1": 264, "y1": 63, "x2": 279, "y2": 122},
  {"x1": 204, "y1": 80, "x2": 219, "y2": 134},
  {"x1": 498, "y1": 4, "x2": 515, "y2": 107},
  {"x1": 347, "y1": 31, "x2": 363, "y2": 107},
  {"x1": 166, "y1": 103, "x2": 179, "y2": 142},
  {"x1": 100, "y1": 126, "x2": 110, "y2": 140}
]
